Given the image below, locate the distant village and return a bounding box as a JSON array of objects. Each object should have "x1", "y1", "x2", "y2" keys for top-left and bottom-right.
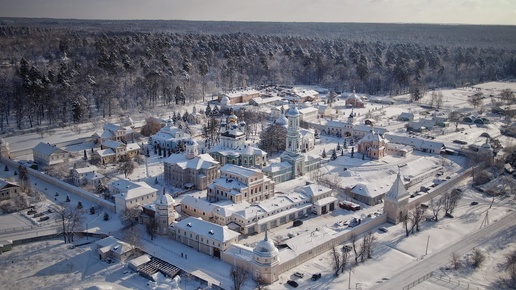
[{"x1": 1, "y1": 84, "x2": 515, "y2": 288}]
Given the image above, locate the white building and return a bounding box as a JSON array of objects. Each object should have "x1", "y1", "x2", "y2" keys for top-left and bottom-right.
[
  {"x1": 71, "y1": 166, "x2": 104, "y2": 187},
  {"x1": 264, "y1": 101, "x2": 321, "y2": 183},
  {"x1": 163, "y1": 139, "x2": 220, "y2": 190},
  {"x1": 109, "y1": 179, "x2": 158, "y2": 213},
  {"x1": 32, "y1": 142, "x2": 69, "y2": 167},
  {"x1": 172, "y1": 217, "x2": 240, "y2": 258},
  {"x1": 148, "y1": 117, "x2": 191, "y2": 150},
  {"x1": 207, "y1": 164, "x2": 275, "y2": 204}
]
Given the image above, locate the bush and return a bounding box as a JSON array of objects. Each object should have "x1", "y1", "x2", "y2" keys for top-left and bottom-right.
[{"x1": 471, "y1": 248, "x2": 485, "y2": 268}]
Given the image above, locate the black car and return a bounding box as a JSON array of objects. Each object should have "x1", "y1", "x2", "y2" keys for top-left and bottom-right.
[
  {"x1": 287, "y1": 280, "x2": 299, "y2": 287},
  {"x1": 311, "y1": 273, "x2": 322, "y2": 281},
  {"x1": 293, "y1": 220, "x2": 303, "y2": 227}
]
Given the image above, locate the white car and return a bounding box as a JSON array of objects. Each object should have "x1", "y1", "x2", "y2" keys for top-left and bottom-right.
[{"x1": 293, "y1": 272, "x2": 304, "y2": 278}]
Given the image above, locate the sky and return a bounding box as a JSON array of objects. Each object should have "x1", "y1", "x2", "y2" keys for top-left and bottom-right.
[{"x1": 0, "y1": 0, "x2": 515, "y2": 25}]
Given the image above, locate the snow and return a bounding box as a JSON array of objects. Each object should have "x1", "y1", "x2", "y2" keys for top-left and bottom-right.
[{"x1": 1, "y1": 81, "x2": 516, "y2": 289}]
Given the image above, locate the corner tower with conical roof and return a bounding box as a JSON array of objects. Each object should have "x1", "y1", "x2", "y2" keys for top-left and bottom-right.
[
  {"x1": 384, "y1": 169, "x2": 410, "y2": 224},
  {"x1": 155, "y1": 188, "x2": 176, "y2": 234},
  {"x1": 252, "y1": 230, "x2": 280, "y2": 284}
]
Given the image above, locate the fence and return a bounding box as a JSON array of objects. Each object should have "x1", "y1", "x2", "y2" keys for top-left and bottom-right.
[
  {"x1": 1, "y1": 157, "x2": 116, "y2": 212},
  {"x1": 402, "y1": 271, "x2": 434, "y2": 290}
]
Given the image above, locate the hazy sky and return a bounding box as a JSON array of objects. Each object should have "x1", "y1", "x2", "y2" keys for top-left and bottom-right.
[{"x1": 1, "y1": 0, "x2": 515, "y2": 25}]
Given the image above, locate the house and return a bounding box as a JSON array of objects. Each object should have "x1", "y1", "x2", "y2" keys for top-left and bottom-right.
[
  {"x1": 398, "y1": 112, "x2": 415, "y2": 122},
  {"x1": 93, "y1": 123, "x2": 134, "y2": 144},
  {"x1": 94, "y1": 141, "x2": 140, "y2": 164},
  {"x1": 219, "y1": 89, "x2": 261, "y2": 105},
  {"x1": 249, "y1": 96, "x2": 283, "y2": 106},
  {"x1": 347, "y1": 183, "x2": 385, "y2": 206},
  {"x1": 149, "y1": 117, "x2": 191, "y2": 151},
  {"x1": 109, "y1": 179, "x2": 158, "y2": 213},
  {"x1": 171, "y1": 217, "x2": 240, "y2": 258},
  {"x1": 32, "y1": 142, "x2": 69, "y2": 167},
  {"x1": 96, "y1": 236, "x2": 135, "y2": 262},
  {"x1": 384, "y1": 134, "x2": 444, "y2": 154},
  {"x1": 299, "y1": 184, "x2": 338, "y2": 215},
  {"x1": 71, "y1": 166, "x2": 104, "y2": 187},
  {"x1": 207, "y1": 164, "x2": 275, "y2": 204},
  {"x1": 0, "y1": 179, "x2": 19, "y2": 201},
  {"x1": 163, "y1": 140, "x2": 220, "y2": 190},
  {"x1": 345, "y1": 91, "x2": 365, "y2": 108},
  {"x1": 298, "y1": 106, "x2": 319, "y2": 122},
  {"x1": 209, "y1": 145, "x2": 267, "y2": 168}
]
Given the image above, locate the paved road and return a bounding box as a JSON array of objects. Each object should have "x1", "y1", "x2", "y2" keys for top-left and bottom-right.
[{"x1": 373, "y1": 210, "x2": 516, "y2": 290}]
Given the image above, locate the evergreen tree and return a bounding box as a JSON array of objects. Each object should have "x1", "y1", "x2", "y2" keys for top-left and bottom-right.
[{"x1": 322, "y1": 148, "x2": 327, "y2": 158}]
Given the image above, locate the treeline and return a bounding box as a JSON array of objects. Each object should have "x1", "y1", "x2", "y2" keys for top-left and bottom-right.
[{"x1": 0, "y1": 20, "x2": 515, "y2": 132}]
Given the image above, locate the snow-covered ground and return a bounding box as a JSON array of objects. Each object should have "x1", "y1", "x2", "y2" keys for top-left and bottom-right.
[{"x1": 1, "y1": 81, "x2": 515, "y2": 289}]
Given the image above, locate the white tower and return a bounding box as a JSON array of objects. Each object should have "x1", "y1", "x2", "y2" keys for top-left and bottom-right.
[
  {"x1": 384, "y1": 169, "x2": 410, "y2": 224},
  {"x1": 185, "y1": 139, "x2": 199, "y2": 159},
  {"x1": 252, "y1": 230, "x2": 280, "y2": 284},
  {"x1": 155, "y1": 189, "x2": 176, "y2": 235},
  {"x1": 286, "y1": 102, "x2": 301, "y2": 154}
]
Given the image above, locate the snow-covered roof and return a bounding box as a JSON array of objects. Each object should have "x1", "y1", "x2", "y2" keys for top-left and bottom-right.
[
  {"x1": 33, "y1": 142, "x2": 67, "y2": 156},
  {"x1": 110, "y1": 180, "x2": 157, "y2": 200},
  {"x1": 165, "y1": 153, "x2": 218, "y2": 170},
  {"x1": 128, "y1": 254, "x2": 151, "y2": 268},
  {"x1": 96, "y1": 149, "x2": 115, "y2": 157},
  {"x1": 313, "y1": 196, "x2": 338, "y2": 206},
  {"x1": 103, "y1": 123, "x2": 122, "y2": 133},
  {"x1": 299, "y1": 184, "x2": 332, "y2": 197},
  {"x1": 126, "y1": 143, "x2": 140, "y2": 151},
  {"x1": 102, "y1": 140, "x2": 124, "y2": 149},
  {"x1": 221, "y1": 164, "x2": 261, "y2": 178},
  {"x1": 298, "y1": 107, "x2": 319, "y2": 114},
  {"x1": 385, "y1": 172, "x2": 409, "y2": 201},
  {"x1": 73, "y1": 166, "x2": 98, "y2": 174},
  {"x1": 174, "y1": 217, "x2": 240, "y2": 243},
  {"x1": 181, "y1": 195, "x2": 216, "y2": 213},
  {"x1": 262, "y1": 161, "x2": 292, "y2": 173},
  {"x1": 351, "y1": 183, "x2": 384, "y2": 198}
]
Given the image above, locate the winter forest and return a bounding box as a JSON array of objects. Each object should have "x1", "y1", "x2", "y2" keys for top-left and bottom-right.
[{"x1": 0, "y1": 18, "x2": 515, "y2": 132}]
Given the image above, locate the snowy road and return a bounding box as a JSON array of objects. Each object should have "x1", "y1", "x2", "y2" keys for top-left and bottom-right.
[{"x1": 372, "y1": 210, "x2": 516, "y2": 290}]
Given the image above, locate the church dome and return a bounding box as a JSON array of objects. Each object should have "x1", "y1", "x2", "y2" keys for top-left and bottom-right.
[
  {"x1": 254, "y1": 237, "x2": 278, "y2": 256},
  {"x1": 220, "y1": 96, "x2": 230, "y2": 106},
  {"x1": 286, "y1": 106, "x2": 300, "y2": 117},
  {"x1": 185, "y1": 139, "x2": 198, "y2": 146},
  {"x1": 275, "y1": 115, "x2": 288, "y2": 126},
  {"x1": 156, "y1": 192, "x2": 175, "y2": 206}
]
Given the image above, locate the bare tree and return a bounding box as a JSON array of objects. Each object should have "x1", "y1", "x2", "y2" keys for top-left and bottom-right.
[
  {"x1": 124, "y1": 224, "x2": 143, "y2": 250},
  {"x1": 412, "y1": 205, "x2": 427, "y2": 232},
  {"x1": 331, "y1": 245, "x2": 342, "y2": 277},
  {"x1": 470, "y1": 248, "x2": 485, "y2": 268},
  {"x1": 340, "y1": 249, "x2": 349, "y2": 274},
  {"x1": 117, "y1": 157, "x2": 136, "y2": 178},
  {"x1": 468, "y1": 92, "x2": 484, "y2": 109},
  {"x1": 56, "y1": 202, "x2": 85, "y2": 243},
  {"x1": 120, "y1": 207, "x2": 141, "y2": 227},
  {"x1": 403, "y1": 212, "x2": 413, "y2": 237},
  {"x1": 430, "y1": 196, "x2": 444, "y2": 221},
  {"x1": 363, "y1": 232, "x2": 377, "y2": 260},
  {"x1": 443, "y1": 189, "x2": 463, "y2": 216},
  {"x1": 450, "y1": 252, "x2": 461, "y2": 269},
  {"x1": 351, "y1": 234, "x2": 360, "y2": 264},
  {"x1": 448, "y1": 111, "x2": 462, "y2": 131},
  {"x1": 146, "y1": 216, "x2": 158, "y2": 240},
  {"x1": 435, "y1": 91, "x2": 444, "y2": 109},
  {"x1": 230, "y1": 266, "x2": 249, "y2": 290},
  {"x1": 272, "y1": 234, "x2": 284, "y2": 247}
]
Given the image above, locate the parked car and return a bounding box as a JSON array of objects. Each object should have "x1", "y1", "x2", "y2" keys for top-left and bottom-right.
[
  {"x1": 293, "y1": 220, "x2": 303, "y2": 227},
  {"x1": 311, "y1": 273, "x2": 322, "y2": 281},
  {"x1": 287, "y1": 280, "x2": 299, "y2": 287},
  {"x1": 470, "y1": 201, "x2": 479, "y2": 206},
  {"x1": 293, "y1": 272, "x2": 304, "y2": 278},
  {"x1": 378, "y1": 227, "x2": 388, "y2": 233}
]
